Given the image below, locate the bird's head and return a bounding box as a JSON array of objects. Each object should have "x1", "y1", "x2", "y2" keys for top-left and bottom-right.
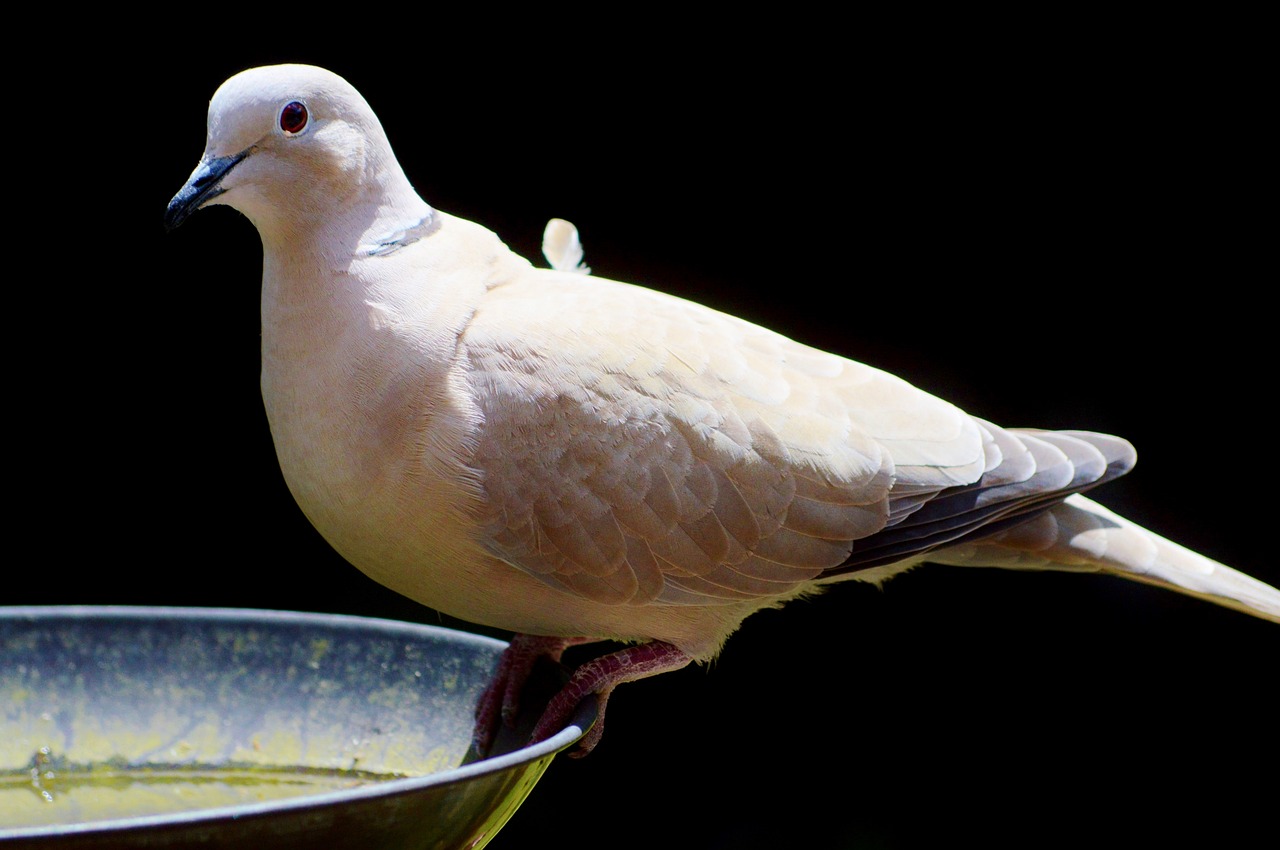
[{"x1": 166, "y1": 64, "x2": 411, "y2": 245}]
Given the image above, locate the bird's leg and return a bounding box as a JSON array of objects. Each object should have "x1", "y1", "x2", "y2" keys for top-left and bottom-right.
[
  {"x1": 530, "y1": 640, "x2": 692, "y2": 757},
  {"x1": 473, "y1": 634, "x2": 598, "y2": 755}
]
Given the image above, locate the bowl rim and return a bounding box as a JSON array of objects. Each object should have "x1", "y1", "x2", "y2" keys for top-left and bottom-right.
[{"x1": 0, "y1": 605, "x2": 585, "y2": 840}]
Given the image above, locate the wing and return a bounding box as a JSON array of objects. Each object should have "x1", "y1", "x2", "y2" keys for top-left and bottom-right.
[{"x1": 462, "y1": 271, "x2": 1126, "y2": 606}]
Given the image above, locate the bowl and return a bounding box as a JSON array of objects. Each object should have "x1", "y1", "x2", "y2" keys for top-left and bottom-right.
[{"x1": 0, "y1": 606, "x2": 593, "y2": 849}]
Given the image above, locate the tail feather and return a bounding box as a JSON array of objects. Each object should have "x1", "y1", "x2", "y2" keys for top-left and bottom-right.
[{"x1": 930, "y1": 493, "x2": 1280, "y2": 624}]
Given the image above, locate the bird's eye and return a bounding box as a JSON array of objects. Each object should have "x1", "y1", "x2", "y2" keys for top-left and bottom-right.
[{"x1": 280, "y1": 101, "x2": 308, "y2": 135}]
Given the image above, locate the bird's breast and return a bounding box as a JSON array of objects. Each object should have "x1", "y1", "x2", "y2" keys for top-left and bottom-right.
[{"x1": 258, "y1": 250, "x2": 495, "y2": 593}]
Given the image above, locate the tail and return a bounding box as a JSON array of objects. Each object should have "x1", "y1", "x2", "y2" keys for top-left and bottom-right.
[{"x1": 930, "y1": 494, "x2": 1280, "y2": 624}]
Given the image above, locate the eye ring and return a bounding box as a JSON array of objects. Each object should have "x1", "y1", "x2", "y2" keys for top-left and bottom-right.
[{"x1": 279, "y1": 101, "x2": 309, "y2": 136}]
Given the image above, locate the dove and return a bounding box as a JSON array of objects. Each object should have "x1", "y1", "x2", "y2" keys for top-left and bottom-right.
[{"x1": 166, "y1": 64, "x2": 1280, "y2": 757}]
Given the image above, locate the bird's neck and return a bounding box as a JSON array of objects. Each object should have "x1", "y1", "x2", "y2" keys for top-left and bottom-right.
[
  {"x1": 256, "y1": 210, "x2": 529, "y2": 493},
  {"x1": 255, "y1": 171, "x2": 430, "y2": 261}
]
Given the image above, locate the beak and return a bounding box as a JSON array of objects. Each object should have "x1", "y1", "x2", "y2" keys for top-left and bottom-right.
[{"x1": 165, "y1": 150, "x2": 249, "y2": 231}]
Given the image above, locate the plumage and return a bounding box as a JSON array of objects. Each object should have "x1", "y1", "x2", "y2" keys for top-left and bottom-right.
[
  {"x1": 166, "y1": 64, "x2": 1280, "y2": 757},
  {"x1": 542, "y1": 218, "x2": 590, "y2": 275}
]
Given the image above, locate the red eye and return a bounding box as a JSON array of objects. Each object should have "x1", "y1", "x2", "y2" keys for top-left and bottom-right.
[{"x1": 280, "y1": 101, "x2": 308, "y2": 134}]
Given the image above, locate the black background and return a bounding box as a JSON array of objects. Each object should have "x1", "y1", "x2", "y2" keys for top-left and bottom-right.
[{"x1": 16, "y1": 20, "x2": 1276, "y2": 848}]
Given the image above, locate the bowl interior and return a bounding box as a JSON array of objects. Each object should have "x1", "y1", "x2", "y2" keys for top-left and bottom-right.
[{"x1": 0, "y1": 606, "x2": 588, "y2": 849}]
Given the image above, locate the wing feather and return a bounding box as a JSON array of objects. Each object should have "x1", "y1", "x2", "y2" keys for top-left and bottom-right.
[{"x1": 462, "y1": 272, "x2": 1122, "y2": 607}]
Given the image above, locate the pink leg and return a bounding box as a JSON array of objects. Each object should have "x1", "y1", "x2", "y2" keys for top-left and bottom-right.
[
  {"x1": 529, "y1": 640, "x2": 691, "y2": 757},
  {"x1": 473, "y1": 634, "x2": 598, "y2": 755}
]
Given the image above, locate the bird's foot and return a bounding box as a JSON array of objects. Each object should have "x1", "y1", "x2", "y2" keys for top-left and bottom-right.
[
  {"x1": 472, "y1": 634, "x2": 596, "y2": 757},
  {"x1": 472, "y1": 637, "x2": 692, "y2": 758},
  {"x1": 528, "y1": 640, "x2": 692, "y2": 757}
]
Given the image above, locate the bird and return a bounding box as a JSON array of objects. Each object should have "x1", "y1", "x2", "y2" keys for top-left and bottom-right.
[{"x1": 166, "y1": 63, "x2": 1280, "y2": 757}]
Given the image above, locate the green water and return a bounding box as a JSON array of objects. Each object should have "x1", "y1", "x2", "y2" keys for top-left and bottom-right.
[{"x1": 1, "y1": 752, "x2": 406, "y2": 829}]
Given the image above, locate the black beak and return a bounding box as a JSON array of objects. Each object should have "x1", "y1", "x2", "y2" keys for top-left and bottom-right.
[{"x1": 165, "y1": 150, "x2": 249, "y2": 231}]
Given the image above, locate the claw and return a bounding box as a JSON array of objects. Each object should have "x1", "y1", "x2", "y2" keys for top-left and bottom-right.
[
  {"x1": 474, "y1": 637, "x2": 693, "y2": 758},
  {"x1": 528, "y1": 640, "x2": 692, "y2": 756},
  {"x1": 472, "y1": 635, "x2": 596, "y2": 757}
]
